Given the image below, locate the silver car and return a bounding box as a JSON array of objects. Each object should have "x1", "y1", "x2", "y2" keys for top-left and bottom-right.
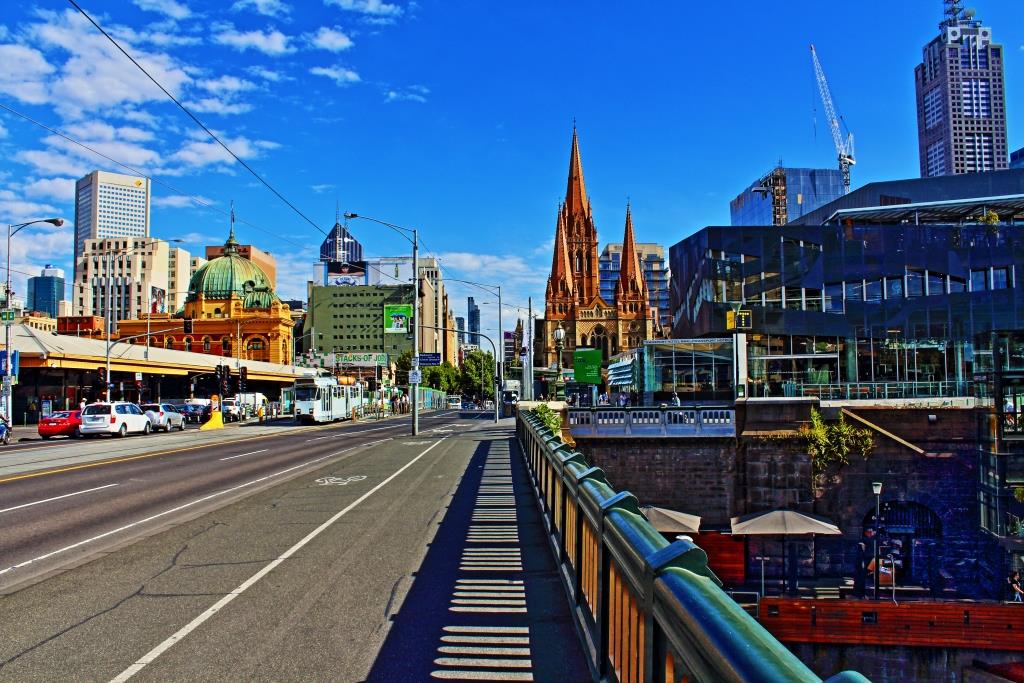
[{"x1": 142, "y1": 403, "x2": 186, "y2": 432}]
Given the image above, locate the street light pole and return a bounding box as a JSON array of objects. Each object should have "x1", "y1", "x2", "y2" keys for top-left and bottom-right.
[
  {"x1": 5, "y1": 217, "x2": 63, "y2": 419},
  {"x1": 554, "y1": 322, "x2": 565, "y2": 400},
  {"x1": 344, "y1": 212, "x2": 420, "y2": 435},
  {"x1": 872, "y1": 481, "x2": 883, "y2": 600}
]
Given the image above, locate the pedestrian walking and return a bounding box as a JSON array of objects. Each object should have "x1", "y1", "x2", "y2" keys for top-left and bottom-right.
[
  {"x1": 1008, "y1": 570, "x2": 1024, "y2": 602},
  {"x1": 671, "y1": 392, "x2": 681, "y2": 407}
]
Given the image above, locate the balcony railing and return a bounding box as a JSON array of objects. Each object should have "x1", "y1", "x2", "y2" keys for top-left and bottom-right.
[
  {"x1": 567, "y1": 407, "x2": 736, "y2": 438},
  {"x1": 749, "y1": 380, "x2": 971, "y2": 401},
  {"x1": 517, "y1": 411, "x2": 867, "y2": 683}
]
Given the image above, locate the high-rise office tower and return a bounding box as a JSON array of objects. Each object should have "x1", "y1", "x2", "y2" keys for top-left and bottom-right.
[
  {"x1": 455, "y1": 316, "x2": 466, "y2": 345},
  {"x1": 27, "y1": 265, "x2": 65, "y2": 318},
  {"x1": 320, "y1": 217, "x2": 363, "y2": 263},
  {"x1": 467, "y1": 297, "x2": 480, "y2": 345},
  {"x1": 730, "y1": 167, "x2": 845, "y2": 226},
  {"x1": 599, "y1": 243, "x2": 671, "y2": 332},
  {"x1": 73, "y1": 171, "x2": 151, "y2": 268},
  {"x1": 915, "y1": 1, "x2": 1008, "y2": 177}
]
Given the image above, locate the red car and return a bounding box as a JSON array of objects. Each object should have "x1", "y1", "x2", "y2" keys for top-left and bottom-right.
[{"x1": 38, "y1": 410, "x2": 83, "y2": 439}]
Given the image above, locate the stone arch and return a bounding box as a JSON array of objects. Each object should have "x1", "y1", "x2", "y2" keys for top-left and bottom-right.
[
  {"x1": 183, "y1": 336, "x2": 193, "y2": 352},
  {"x1": 165, "y1": 336, "x2": 174, "y2": 349},
  {"x1": 861, "y1": 500, "x2": 942, "y2": 587}
]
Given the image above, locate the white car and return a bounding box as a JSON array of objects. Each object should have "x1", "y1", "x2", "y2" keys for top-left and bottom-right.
[
  {"x1": 221, "y1": 398, "x2": 241, "y2": 422},
  {"x1": 142, "y1": 403, "x2": 186, "y2": 432},
  {"x1": 80, "y1": 402, "x2": 152, "y2": 437}
]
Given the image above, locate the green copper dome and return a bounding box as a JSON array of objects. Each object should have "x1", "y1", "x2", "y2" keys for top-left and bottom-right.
[{"x1": 185, "y1": 228, "x2": 278, "y2": 309}]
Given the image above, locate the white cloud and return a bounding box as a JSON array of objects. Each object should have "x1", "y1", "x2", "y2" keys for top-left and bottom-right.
[
  {"x1": 118, "y1": 109, "x2": 161, "y2": 127},
  {"x1": 169, "y1": 134, "x2": 278, "y2": 170},
  {"x1": 309, "y1": 26, "x2": 354, "y2": 52},
  {"x1": 310, "y1": 65, "x2": 361, "y2": 85},
  {"x1": 385, "y1": 84, "x2": 429, "y2": 103},
  {"x1": 24, "y1": 10, "x2": 192, "y2": 115},
  {"x1": 247, "y1": 66, "x2": 289, "y2": 82},
  {"x1": 197, "y1": 75, "x2": 257, "y2": 93},
  {"x1": 133, "y1": 0, "x2": 192, "y2": 20},
  {"x1": 184, "y1": 97, "x2": 253, "y2": 115},
  {"x1": 152, "y1": 194, "x2": 215, "y2": 208},
  {"x1": 138, "y1": 30, "x2": 202, "y2": 47},
  {"x1": 65, "y1": 121, "x2": 154, "y2": 143},
  {"x1": 0, "y1": 44, "x2": 55, "y2": 105},
  {"x1": 213, "y1": 25, "x2": 295, "y2": 55},
  {"x1": 0, "y1": 120, "x2": 7, "y2": 139},
  {"x1": 0, "y1": 189, "x2": 64, "y2": 227},
  {"x1": 325, "y1": 0, "x2": 403, "y2": 18},
  {"x1": 15, "y1": 149, "x2": 92, "y2": 178},
  {"x1": 232, "y1": 0, "x2": 291, "y2": 17},
  {"x1": 22, "y1": 177, "x2": 76, "y2": 202},
  {"x1": 311, "y1": 184, "x2": 333, "y2": 193}
]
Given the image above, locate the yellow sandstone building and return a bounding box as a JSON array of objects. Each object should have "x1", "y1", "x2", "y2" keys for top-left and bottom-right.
[{"x1": 117, "y1": 228, "x2": 293, "y2": 364}]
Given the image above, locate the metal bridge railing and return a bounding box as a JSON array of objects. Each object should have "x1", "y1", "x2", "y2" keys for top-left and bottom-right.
[
  {"x1": 567, "y1": 407, "x2": 736, "y2": 438},
  {"x1": 517, "y1": 411, "x2": 868, "y2": 683}
]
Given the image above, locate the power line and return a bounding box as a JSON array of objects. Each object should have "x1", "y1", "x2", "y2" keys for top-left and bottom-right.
[
  {"x1": 67, "y1": 0, "x2": 328, "y2": 237},
  {"x1": 0, "y1": 101, "x2": 311, "y2": 253}
]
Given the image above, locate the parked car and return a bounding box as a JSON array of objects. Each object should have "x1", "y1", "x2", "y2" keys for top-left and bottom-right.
[
  {"x1": 38, "y1": 410, "x2": 83, "y2": 439},
  {"x1": 80, "y1": 402, "x2": 152, "y2": 437},
  {"x1": 142, "y1": 403, "x2": 186, "y2": 432},
  {"x1": 175, "y1": 404, "x2": 203, "y2": 424}
]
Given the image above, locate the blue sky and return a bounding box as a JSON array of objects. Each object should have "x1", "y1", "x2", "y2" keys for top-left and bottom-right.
[{"x1": 0, "y1": 0, "x2": 1021, "y2": 335}]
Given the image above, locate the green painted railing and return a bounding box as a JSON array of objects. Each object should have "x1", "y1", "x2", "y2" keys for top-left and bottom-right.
[{"x1": 517, "y1": 411, "x2": 869, "y2": 683}]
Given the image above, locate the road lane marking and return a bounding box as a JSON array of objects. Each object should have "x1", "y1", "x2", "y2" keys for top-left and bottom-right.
[
  {"x1": 0, "y1": 483, "x2": 119, "y2": 515},
  {"x1": 0, "y1": 442, "x2": 375, "y2": 578},
  {"x1": 110, "y1": 437, "x2": 449, "y2": 682},
  {"x1": 219, "y1": 449, "x2": 269, "y2": 461},
  {"x1": 0, "y1": 415, "x2": 453, "y2": 485},
  {"x1": 314, "y1": 475, "x2": 366, "y2": 486}
]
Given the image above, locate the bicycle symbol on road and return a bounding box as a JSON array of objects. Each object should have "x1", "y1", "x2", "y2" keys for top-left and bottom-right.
[{"x1": 315, "y1": 475, "x2": 367, "y2": 486}]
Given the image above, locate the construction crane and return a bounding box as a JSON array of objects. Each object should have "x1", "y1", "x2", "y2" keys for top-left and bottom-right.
[{"x1": 810, "y1": 44, "x2": 855, "y2": 193}]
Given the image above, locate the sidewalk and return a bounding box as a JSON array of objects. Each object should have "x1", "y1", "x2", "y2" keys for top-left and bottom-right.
[{"x1": 366, "y1": 421, "x2": 590, "y2": 682}]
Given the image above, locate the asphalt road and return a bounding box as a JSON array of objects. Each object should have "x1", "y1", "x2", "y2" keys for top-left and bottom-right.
[{"x1": 0, "y1": 410, "x2": 588, "y2": 681}]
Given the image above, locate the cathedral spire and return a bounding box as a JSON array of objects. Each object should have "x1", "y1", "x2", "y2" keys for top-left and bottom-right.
[
  {"x1": 549, "y1": 206, "x2": 574, "y2": 295},
  {"x1": 615, "y1": 202, "x2": 647, "y2": 303},
  {"x1": 565, "y1": 125, "x2": 589, "y2": 218}
]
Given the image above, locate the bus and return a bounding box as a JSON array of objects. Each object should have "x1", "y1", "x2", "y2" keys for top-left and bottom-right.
[{"x1": 293, "y1": 376, "x2": 363, "y2": 424}]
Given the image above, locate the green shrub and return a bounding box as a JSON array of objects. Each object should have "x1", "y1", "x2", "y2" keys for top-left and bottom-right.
[{"x1": 531, "y1": 404, "x2": 562, "y2": 437}]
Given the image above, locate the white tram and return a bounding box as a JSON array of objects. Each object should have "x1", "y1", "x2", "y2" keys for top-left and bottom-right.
[{"x1": 293, "y1": 376, "x2": 363, "y2": 424}]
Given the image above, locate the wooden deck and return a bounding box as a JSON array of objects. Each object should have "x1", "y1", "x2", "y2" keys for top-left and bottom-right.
[{"x1": 759, "y1": 596, "x2": 1024, "y2": 651}]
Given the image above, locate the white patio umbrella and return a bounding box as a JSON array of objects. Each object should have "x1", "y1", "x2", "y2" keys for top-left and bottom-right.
[
  {"x1": 641, "y1": 505, "x2": 702, "y2": 535},
  {"x1": 730, "y1": 510, "x2": 842, "y2": 595}
]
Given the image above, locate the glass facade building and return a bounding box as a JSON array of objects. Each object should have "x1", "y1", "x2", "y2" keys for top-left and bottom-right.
[
  {"x1": 598, "y1": 242, "x2": 671, "y2": 330},
  {"x1": 730, "y1": 167, "x2": 845, "y2": 227},
  {"x1": 669, "y1": 218, "x2": 1024, "y2": 400},
  {"x1": 640, "y1": 338, "x2": 734, "y2": 405},
  {"x1": 27, "y1": 265, "x2": 65, "y2": 318}
]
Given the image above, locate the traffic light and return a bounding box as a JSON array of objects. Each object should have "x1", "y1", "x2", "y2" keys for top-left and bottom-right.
[
  {"x1": 183, "y1": 317, "x2": 193, "y2": 334},
  {"x1": 239, "y1": 366, "x2": 247, "y2": 393},
  {"x1": 97, "y1": 366, "x2": 107, "y2": 385}
]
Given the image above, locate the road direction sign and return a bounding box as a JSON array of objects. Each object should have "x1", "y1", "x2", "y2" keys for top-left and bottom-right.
[
  {"x1": 419, "y1": 352, "x2": 441, "y2": 367},
  {"x1": 409, "y1": 369, "x2": 422, "y2": 384},
  {"x1": 0, "y1": 310, "x2": 15, "y2": 324}
]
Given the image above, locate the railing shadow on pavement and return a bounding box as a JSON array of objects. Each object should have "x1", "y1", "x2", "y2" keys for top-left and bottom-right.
[
  {"x1": 364, "y1": 429, "x2": 590, "y2": 682},
  {"x1": 517, "y1": 411, "x2": 870, "y2": 683}
]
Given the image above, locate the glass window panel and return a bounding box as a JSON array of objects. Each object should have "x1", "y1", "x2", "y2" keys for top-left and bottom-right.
[
  {"x1": 927, "y1": 272, "x2": 945, "y2": 296},
  {"x1": 906, "y1": 270, "x2": 925, "y2": 298},
  {"x1": 865, "y1": 279, "x2": 883, "y2": 302},
  {"x1": 825, "y1": 283, "x2": 843, "y2": 313},
  {"x1": 804, "y1": 288, "x2": 822, "y2": 311},
  {"x1": 948, "y1": 275, "x2": 966, "y2": 293},
  {"x1": 784, "y1": 287, "x2": 802, "y2": 310},
  {"x1": 971, "y1": 269, "x2": 988, "y2": 292},
  {"x1": 763, "y1": 287, "x2": 782, "y2": 309},
  {"x1": 992, "y1": 267, "x2": 1009, "y2": 290},
  {"x1": 845, "y1": 280, "x2": 863, "y2": 302},
  {"x1": 886, "y1": 276, "x2": 903, "y2": 299}
]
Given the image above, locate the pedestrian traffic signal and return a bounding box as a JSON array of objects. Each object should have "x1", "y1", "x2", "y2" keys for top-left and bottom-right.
[
  {"x1": 183, "y1": 317, "x2": 193, "y2": 334},
  {"x1": 97, "y1": 366, "x2": 107, "y2": 384},
  {"x1": 239, "y1": 366, "x2": 247, "y2": 392}
]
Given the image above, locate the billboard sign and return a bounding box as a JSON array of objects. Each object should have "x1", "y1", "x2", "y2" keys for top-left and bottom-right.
[
  {"x1": 573, "y1": 348, "x2": 602, "y2": 385},
  {"x1": 325, "y1": 260, "x2": 366, "y2": 287},
  {"x1": 383, "y1": 304, "x2": 413, "y2": 334},
  {"x1": 150, "y1": 286, "x2": 166, "y2": 314},
  {"x1": 336, "y1": 352, "x2": 388, "y2": 367}
]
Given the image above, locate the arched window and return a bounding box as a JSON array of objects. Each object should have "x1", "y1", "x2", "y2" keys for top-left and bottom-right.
[
  {"x1": 575, "y1": 253, "x2": 582, "y2": 271},
  {"x1": 203, "y1": 336, "x2": 211, "y2": 352},
  {"x1": 214, "y1": 307, "x2": 222, "y2": 317},
  {"x1": 165, "y1": 337, "x2": 174, "y2": 349},
  {"x1": 222, "y1": 337, "x2": 232, "y2": 356},
  {"x1": 184, "y1": 337, "x2": 193, "y2": 352}
]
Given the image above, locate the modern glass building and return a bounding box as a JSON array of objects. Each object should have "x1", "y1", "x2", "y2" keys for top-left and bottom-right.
[
  {"x1": 670, "y1": 195, "x2": 1024, "y2": 400},
  {"x1": 730, "y1": 167, "x2": 845, "y2": 227},
  {"x1": 1013, "y1": 148, "x2": 1024, "y2": 170},
  {"x1": 467, "y1": 297, "x2": 480, "y2": 345},
  {"x1": 320, "y1": 220, "x2": 363, "y2": 264},
  {"x1": 640, "y1": 338, "x2": 734, "y2": 405},
  {"x1": 27, "y1": 265, "x2": 65, "y2": 317},
  {"x1": 598, "y1": 242, "x2": 671, "y2": 331}
]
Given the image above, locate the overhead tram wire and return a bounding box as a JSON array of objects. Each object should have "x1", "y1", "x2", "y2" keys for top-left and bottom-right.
[
  {"x1": 67, "y1": 0, "x2": 328, "y2": 238},
  {"x1": 0, "y1": 101, "x2": 309, "y2": 253}
]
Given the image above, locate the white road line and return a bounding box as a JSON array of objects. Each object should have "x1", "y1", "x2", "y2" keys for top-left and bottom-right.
[
  {"x1": 444, "y1": 625, "x2": 528, "y2": 633},
  {"x1": 434, "y1": 658, "x2": 532, "y2": 669},
  {"x1": 109, "y1": 437, "x2": 448, "y2": 682},
  {"x1": 219, "y1": 449, "x2": 269, "y2": 461},
  {"x1": 0, "y1": 483, "x2": 119, "y2": 515},
  {"x1": 0, "y1": 443, "x2": 372, "y2": 577},
  {"x1": 431, "y1": 671, "x2": 533, "y2": 681}
]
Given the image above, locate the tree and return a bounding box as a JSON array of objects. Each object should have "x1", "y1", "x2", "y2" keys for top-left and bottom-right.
[
  {"x1": 459, "y1": 350, "x2": 495, "y2": 399},
  {"x1": 801, "y1": 408, "x2": 874, "y2": 497}
]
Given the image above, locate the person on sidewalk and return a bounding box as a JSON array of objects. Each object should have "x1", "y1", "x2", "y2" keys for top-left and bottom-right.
[{"x1": 1008, "y1": 570, "x2": 1024, "y2": 602}]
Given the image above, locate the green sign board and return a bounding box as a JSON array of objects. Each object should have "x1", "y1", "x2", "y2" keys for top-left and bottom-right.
[
  {"x1": 383, "y1": 304, "x2": 413, "y2": 334},
  {"x1": 573, "y1": 348, "x2": 602, "y2": 385}
]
